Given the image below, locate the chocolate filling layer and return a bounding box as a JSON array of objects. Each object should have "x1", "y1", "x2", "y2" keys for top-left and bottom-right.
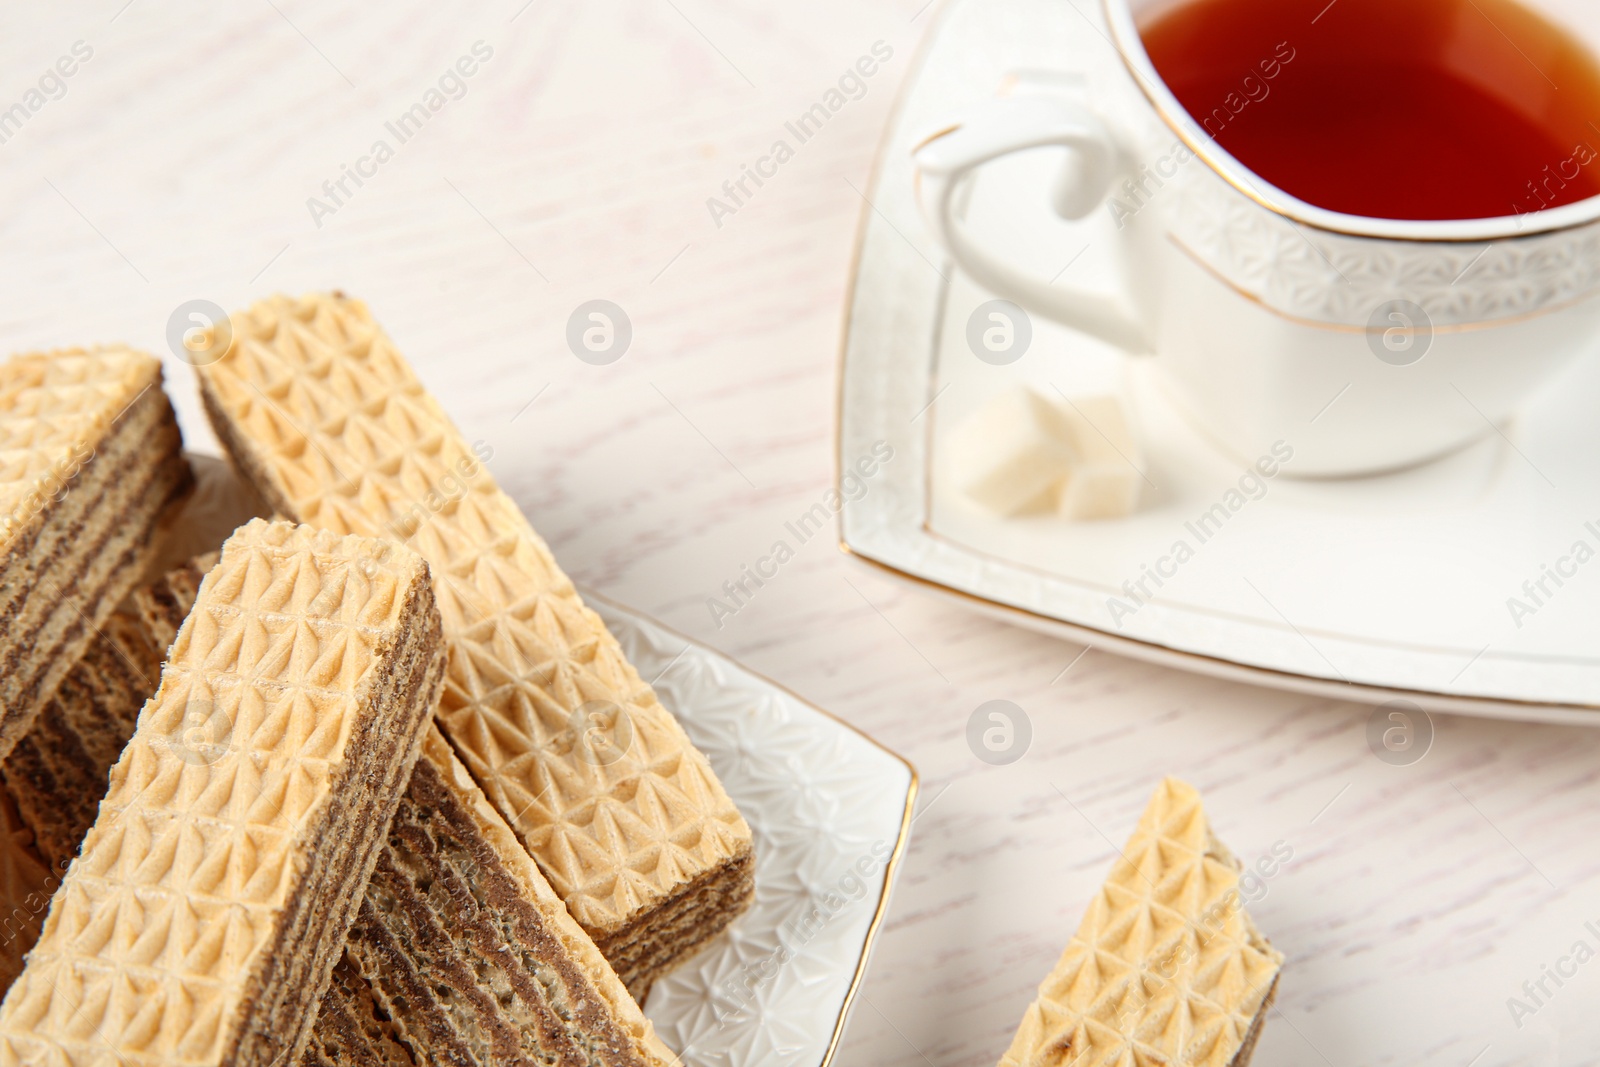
[
  {"x1": 0, "y1": 612, "x2": 158, "y2": 870},
  {"x1": 230, "y1": 570, "x2": 445, "y2": 1067},
  {"x1": 597, "y1": 849, "x2": 755, "y2": 999},
  {"x1": 0, "y1": 383, "x2": 188, "y2": 759},
  {"x1": 328, "y1": 756, "x2": 650, "y2": 1067}
]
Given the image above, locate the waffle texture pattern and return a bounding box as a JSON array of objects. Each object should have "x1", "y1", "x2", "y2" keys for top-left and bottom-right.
[
  {"x1": 0, "y1": 348, "x2": 190, "y2": 761},
  {"x1": 196, "y1": 293, "x2": 752, "y2": 950},
  {"x1": 0, "y1": 519, "x2": 443, "y2": 1067},
  {"x1": 999, "y1": 778, "x2": 1283, "y2": 1067}
]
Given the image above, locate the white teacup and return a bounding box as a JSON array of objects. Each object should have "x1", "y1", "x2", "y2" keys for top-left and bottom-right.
[{"x1": 912, "y1": 0, "x2": 1600, "y2": 476}]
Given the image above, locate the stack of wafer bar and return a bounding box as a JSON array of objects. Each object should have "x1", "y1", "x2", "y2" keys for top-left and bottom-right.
[
  {"x1": 57, "y1": 540, "x2": 682, "y2": 1065},
  {"x1": 0, "y1": 455, "x2": 269, "y2": 876},
  {"x1": 998, "y1": 779, "x2": 1282, "y2": 1067},
  {"x1": 0, "y1": 518, "x2": 448, "y2": 1066},
  {"x1": 0, "y1": 554, "x2": 215, "y2": 994},
  {"x1": 0, "y1": 347, "x2": 190, "y2": 760},
  {"x1": 0, "y1": 455, "x2": 262, "y2": 875},
  {"x1": 0, "y1": 530, "x2": 687, "y2": 1065},
  {"x1": 197, "y1": 291, "x2": 754, "y2": 996}
]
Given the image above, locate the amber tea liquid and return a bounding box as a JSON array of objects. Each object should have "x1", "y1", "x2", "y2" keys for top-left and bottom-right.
[{"x1": 1138, "y1": 0, "x2": 1600, "y2": 220}]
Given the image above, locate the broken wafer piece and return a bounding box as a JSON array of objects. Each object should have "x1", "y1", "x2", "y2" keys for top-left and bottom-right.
[
  {"x1": 0, "y1": 518, "x2": 446, "y2": 1067},
  {"x1": 306, "y1": 729, "x2": 679, "y2": 1067},
  {"x1": 0, "y1": 347, "x2": 190, "y2": 760},
  {"x1": 197, "y1": 291, "x2": 754, "y2": 996},
  {"x1": 999, "y1": 778, "x2": 1283, "y2": 1067}
]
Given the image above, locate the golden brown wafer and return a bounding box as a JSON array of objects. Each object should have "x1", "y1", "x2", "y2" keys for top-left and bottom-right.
[
  {"x1": 197, "y1": 292, "x2": 753, "y2": 996},
  {"x1": 0, "y1": 348, "x2": 190, "y2": 761},
  {"x1": 999, "y1": 779, "x2": 1283, "y2": 1067},
  {"x1": 115, "y1": 554, "x2": 680, "y2": 1066},
  {"x1": 305, "y1": 730, "x2": 679, "y2": 1067},
  {"x1": 0, "y1": 519, "x2": 445, "y2": 1067}
]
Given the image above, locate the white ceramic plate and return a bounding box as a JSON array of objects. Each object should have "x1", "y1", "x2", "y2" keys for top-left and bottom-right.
[
  {"x1": 838, "y1": 0, "x2": 1600, "y2": 725},
  {"x1": 600, "y1": 591, "x2": 916, "y2": 1067},
  {"x1": 179, "y1": 454, "x2": 917, "y2": 1067}
]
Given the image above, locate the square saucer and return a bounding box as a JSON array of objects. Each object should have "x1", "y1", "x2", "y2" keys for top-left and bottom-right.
[{"x1": 837, "y1": 0, "x2": 1600, "y2": 723}]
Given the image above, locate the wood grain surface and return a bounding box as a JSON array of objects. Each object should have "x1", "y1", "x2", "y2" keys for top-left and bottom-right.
[{"x1": 1, "y1": 3, "x2": 1596, "y2": 1066}]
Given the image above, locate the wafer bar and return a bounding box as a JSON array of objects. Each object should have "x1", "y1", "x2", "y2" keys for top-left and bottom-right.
[
  {"x1": 0, "y1": 556, "x2": 232, "y2": 975},
  {"x1": 305, "y1": 729, "x2": 679, "y2": 1067},
  {"x1": 0, "y1": 549, "x2": 222, "y2": 876},
  {"x1": 133, "y1": 552, "x2": 217, "y2": 656},
  {"x1": 0, "y1": 518, "x2": 446, "y2": 1067},
  {"x1": 0, "y1": 348, "x2": 190, "y2": 760},
  {"x1": 999, "y1": 778, "x2": 1283, "y2": 1067},
  {"x1": 0, "y1": 558, "x2": 218, "y2": 993},
  {"x1": 0, "y1": 453, "x2": 261, "y2": 873},
  {"x1": 197, "y1": 292, "x2": 754, "y2": 996}
]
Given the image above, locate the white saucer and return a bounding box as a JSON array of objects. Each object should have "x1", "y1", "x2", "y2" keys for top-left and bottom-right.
[
  {"x1": 597, "y1": 591, "x2": 915, "y2": 1067},
  {"x1": 838, "y1": 0, "x2": 1600, "y2": 724}
]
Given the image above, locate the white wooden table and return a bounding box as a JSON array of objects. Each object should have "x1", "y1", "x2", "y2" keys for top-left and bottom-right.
[{"x1": 3, "y1": 3, "x2": 1598, "y2": 1065}]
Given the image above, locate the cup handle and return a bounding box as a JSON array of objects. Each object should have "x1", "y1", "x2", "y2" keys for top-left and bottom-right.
[{"x1": 913, "y1": 95, "x2": 1153, "y2": 354}]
